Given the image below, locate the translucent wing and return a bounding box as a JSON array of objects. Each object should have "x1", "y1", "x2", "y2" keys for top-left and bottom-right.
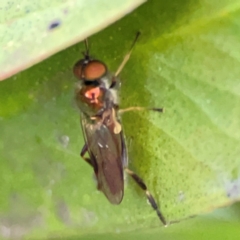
[{"x1": 81, "y1": 109, "x2": 126, "y2": 204}]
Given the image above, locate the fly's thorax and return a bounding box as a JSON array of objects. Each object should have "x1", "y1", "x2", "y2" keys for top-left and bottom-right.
[
  {"x1": 75, "y1": 81, "x2": 117, "y2": 117},
  {"x1": 84, "y1": 107, "x2": 122, "y2": 136},
  {"x1": 101, "y1": 72, "x2": 120, "y2": 107}
]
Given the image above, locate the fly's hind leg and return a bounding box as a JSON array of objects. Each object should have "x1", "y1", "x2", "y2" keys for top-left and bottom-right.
[
  {"x1": 125, "y1": 168, "x2": 167, "y2": 226},
  {"x1": 81, "y1": 143, "x2": 99, "y2": 188},
  {"x1": 80, "y1": 143, "x2": 93, "y2": 168}
]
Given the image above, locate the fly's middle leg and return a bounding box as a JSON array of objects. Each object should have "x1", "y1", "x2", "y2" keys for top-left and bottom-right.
[
  {"x1": 124, "y1": 168, "x2": 167, "y2": 226},
  {"x1": 80, "y1": 143, "x2": 93, "y2": 168},
  {"x1": 119, "y1": 107, "x2": 164, "y2": 114}
]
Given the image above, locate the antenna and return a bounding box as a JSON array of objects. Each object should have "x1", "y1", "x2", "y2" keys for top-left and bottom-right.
[{"x1": 83, "y1": 38, "x2": 90, "y2": 58}]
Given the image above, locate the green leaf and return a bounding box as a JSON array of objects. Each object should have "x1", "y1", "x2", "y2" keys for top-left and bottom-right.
[
  {"x1": 0, "y1": 0, "x2": 145, "y2": 80},
  {"x1": 0, "y1": 0, "x2": 240, "y2": 239},
  {"x1": 76, "y1": 203, "x2": 240, "y2": 240}
]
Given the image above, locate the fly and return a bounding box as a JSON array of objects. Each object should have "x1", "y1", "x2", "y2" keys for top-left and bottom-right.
[{"x1": 73, "y1": 32, "x2": 167, "y2": 226}]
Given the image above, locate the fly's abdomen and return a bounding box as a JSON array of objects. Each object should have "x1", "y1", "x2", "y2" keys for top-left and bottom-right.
[{"x1": 97, "y1": 157, "x2": 124, "y2": 204}]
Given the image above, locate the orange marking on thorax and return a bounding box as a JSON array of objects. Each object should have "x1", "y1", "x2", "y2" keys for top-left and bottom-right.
[{"x1": 84, "y1": 87, "x2": 101, "y2": 104}]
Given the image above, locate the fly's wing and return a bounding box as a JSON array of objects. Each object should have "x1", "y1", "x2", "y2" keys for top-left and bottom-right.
[{"x1": 81, "y1": 111, "x2": 125, "y2": 204}]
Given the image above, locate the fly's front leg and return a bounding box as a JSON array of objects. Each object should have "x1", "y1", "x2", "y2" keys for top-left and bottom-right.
[
  {"x1": 125, "y1": 168, "x2": 167, "y2": 226},
  {"x1": 110, "y1": 32, "x2": 141, "y2": 89},
  {"x1": 110, "y1": 76, "x2": 119, "y2": 89},
  {"x1": 80, "y1": 143, "x2": 93, "y2": 168}
]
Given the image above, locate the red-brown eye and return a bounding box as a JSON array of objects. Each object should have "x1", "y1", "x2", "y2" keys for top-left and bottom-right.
[
  {"x1": 84, "y1": 60, "x2": 107, "y2": 80},
  {"x1": 73, "y1": 60, "x2": 84, "y2": 79},
  {"x1": 73, "y1": 59, "x2": 107, "y2": 80}
]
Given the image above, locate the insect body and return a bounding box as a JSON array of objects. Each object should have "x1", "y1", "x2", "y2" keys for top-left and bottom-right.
[{"x1": 73, "y1": 33, "x2": 167, "y2": 225}]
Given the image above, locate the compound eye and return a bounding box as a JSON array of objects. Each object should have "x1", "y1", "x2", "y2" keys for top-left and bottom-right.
[
  {"x1": 84, "y1": 60, "x2": 107, "y2": 80},
  {"x1": 73, "y1": 59, "x2": 85, "y2": 79}
]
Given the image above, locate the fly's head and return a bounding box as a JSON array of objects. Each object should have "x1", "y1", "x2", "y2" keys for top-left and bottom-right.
[{"x1": 73, "y1": 55, "x2": 107, "y2": 82}]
